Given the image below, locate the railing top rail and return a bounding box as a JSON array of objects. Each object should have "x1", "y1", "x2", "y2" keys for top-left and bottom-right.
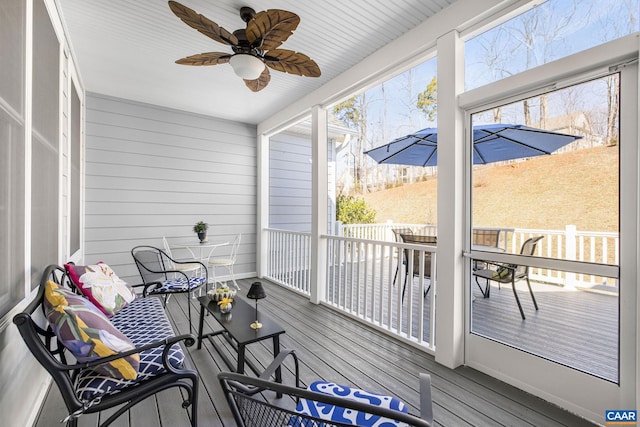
[
  {"x1": 340, "y1": 223, "x2": 435, "y2": 229},
  {"x1": 511, "y1": 228, "x2": 619, "y2": 238},
  {"x1": 323, "y1": 234, "x2": 437, "y2": 252},
  {"x1": 574, "y1": 231, "x2": 620, "y2": 238},
  {"x1": 338, "y1": 223, "x2": 619, "y2": 239},
  {"x1": 265, "y1": 228, "x2": 312, "y2": 237}
]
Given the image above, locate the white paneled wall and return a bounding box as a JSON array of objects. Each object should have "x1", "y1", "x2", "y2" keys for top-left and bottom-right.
[
  {"x1": 270, "y1": 132, "x2": 313, "y2": 232},
  {"x1": 84, "y1": 93, "x2": 258, "y2": 283},
  {"x1": 269, "y1": 130, "x2": 338, "y2": 233}
]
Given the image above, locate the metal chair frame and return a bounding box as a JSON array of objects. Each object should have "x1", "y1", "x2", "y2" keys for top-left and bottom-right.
[
  {"x1": 218, "y1": 350, "x2": 433, "y2": 427},
  {"x1": 209, "y1": 233, "x2": 241, "y2": 290},
  {"x1": 473, "y1": 236, "x2": 544, "y2": 320},
  {"x1": 13, "y1": 265, "x2": 199, "y2": 427},
  {"x1": 132, "y1": 245, "x2": 209, "y2": 331},
  {"x1": 400, "y1": 234, "x2": 437, "y2": 301}
]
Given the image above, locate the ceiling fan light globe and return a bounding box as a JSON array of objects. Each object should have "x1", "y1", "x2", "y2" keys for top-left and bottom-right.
[{"x1": 229, "y1": 54, "x2": 264, "y2": 80}]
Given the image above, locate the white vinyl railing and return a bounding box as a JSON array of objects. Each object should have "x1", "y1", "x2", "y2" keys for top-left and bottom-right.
[
  {"x1": 263, "y1": 223, "x2": 618, "y2": 352},
  {"x1": 500, "y1": 226, "x2": 618, "y2": 287},
  {"x1": 265, "y1": 229, "x2": 311, "y2": 295},
  {"x1": 339, "y1": 222, "x2": 438, "y2": 242},
  {"x1": 325, "y1": 235, "x2": 436, "y2": 350},
  {"x1": 340, "y1": 222, "x2": 619, "y2": 288},
  {"x1": 264, "y1": 228, "x2": 437, "y2": 350}
]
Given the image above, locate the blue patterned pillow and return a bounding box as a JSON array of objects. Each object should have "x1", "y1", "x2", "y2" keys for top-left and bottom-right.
[
  {"x1": 75, "y1": 297, "x2": 185, "y2": 401},
  {"x1": 291, "y1": 381, "x2": 407, "y2": 426}
]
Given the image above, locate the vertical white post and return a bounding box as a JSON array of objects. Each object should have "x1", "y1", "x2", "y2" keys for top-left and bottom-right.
[
  {"x1": 565, "y1": 225, "x2": 576, "y2": 288},
  {"x1": 256, "y1": 133, "x2": 270, "y2": 278},
  {"x1": 435, "y1": 30, "x2": 465, "y2": 369},
  {"x1": 311, "y1": 106, "x2": 328, "y2": 304}
]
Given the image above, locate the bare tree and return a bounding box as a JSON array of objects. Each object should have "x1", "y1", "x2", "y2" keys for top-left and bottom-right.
[
  {"x1": 333, "y1": 94, "x2": 369, "y2": 193},
  {"x1": 482, "y1": 1, "x2": 583, "y2": 125},
  {"x1": 594, "y1": 0, "x2": 637, "y2": 145},
  {"x1": 605, "y1": 75, "x2": 619, "y2": 146}
]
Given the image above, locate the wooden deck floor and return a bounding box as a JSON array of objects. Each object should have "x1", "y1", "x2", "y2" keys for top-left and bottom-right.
[
  {"x1": 35, "y1": 277, "x2": 598, "y2": 427},
  {"x1": 325, "y1": 258, "x2": 618, "y2": 382}
]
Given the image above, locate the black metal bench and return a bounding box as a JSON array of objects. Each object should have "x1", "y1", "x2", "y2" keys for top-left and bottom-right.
[{"x1": 13, "y1": 264, "x2": 199, "y2": 427}]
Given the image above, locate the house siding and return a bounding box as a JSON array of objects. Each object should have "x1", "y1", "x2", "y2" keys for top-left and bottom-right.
[
  {"x1": 84, "y1": 93, "x2": 258, "y2": 283},
  {"x1": 269, "y1": 131, "x2": 337, "y2": 233},
  {"x1": 269, "y1": 132, "x2": 313, "y2": 232}
]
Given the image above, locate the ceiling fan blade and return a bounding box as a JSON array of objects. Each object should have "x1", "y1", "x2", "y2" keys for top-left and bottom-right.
[
  {"x1": 175, "y1": 52, "x2": 231, "y2": 66},
  {"x1": 244, "y1": 67, "x2": 271, "y2": 92},
  {"x1": 168, "y1": 1, "x2": 238, "y2": 46},
  {"x1": 265, "y1": 49, "x2": 321, "y2": 77},
  {"x1": 246, "y1": 9, "x2": 300, "y2": 51}
]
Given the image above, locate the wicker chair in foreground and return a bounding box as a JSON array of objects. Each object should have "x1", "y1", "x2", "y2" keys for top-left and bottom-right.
[{"x1": 219, "y1": 350, "x2": 433, "y2": 427}]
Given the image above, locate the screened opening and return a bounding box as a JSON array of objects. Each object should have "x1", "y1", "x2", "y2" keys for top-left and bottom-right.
[{"x1": 469, "y1": 74, "x2": 620, "y2": 382}]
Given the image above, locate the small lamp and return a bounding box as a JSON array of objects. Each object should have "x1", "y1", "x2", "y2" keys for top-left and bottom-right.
[{"x1": 247, "y1": 281, "x2": 266, "y2": 329}]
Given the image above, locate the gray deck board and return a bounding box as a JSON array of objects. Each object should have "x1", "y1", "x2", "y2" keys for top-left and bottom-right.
[{"x1": 35, "y1": 277, "x2": 598, "y2": 426}]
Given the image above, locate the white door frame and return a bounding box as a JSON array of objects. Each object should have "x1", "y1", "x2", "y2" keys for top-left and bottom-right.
[{"x1": 460, "y1": 35, "x2": 639, "y2": 423}]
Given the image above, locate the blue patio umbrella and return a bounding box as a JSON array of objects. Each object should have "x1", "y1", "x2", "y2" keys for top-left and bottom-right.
[{"x1": 364, "y1": 124, "x2": 583, "y2": 167}]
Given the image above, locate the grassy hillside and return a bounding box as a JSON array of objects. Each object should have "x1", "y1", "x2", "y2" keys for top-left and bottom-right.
[{"x1": 363, "y1": 145, "x2": 618, "y2": 232}]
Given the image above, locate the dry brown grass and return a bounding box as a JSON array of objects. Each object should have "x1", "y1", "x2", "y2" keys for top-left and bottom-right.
[{"x1": 363, "y1": 145, "x2": 619, "y2": 232}]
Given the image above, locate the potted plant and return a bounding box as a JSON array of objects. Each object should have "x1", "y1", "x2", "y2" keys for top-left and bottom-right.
[{"x1": 193, "y1": 221, "x2": 208, "y2": 243}]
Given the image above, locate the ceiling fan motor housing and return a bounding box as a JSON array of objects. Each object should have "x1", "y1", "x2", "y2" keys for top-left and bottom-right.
[{"x1": 239, "y1": 6, "x2": 256, "y2": 22}]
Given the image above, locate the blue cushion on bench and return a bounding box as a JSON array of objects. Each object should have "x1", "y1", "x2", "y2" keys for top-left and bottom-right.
[
  {"x1": 75, "y1": 297, "x2": 185, "y2": 401},
  {"x1": 291, "y1": 381, "x2": 408, "y2": 427},
  {"x1": 149, "y1": 276, "x2": 207, "y2": 294}
]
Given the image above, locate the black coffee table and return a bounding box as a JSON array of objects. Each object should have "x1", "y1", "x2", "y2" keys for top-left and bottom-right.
[{"x1": 197, "y1": 295, "x2": 286, "y2": 380}]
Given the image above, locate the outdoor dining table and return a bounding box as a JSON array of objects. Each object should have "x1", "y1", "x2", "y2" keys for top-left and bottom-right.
[
  {"x1": 174, "y1": 241, "x2": 229, "y2": 264},
  {"x1": 174, "y1": 241, "x2": 229, "y2": 285}
]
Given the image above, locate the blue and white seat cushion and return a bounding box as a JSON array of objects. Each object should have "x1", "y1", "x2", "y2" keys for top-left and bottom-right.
[
  {"x1": 74, "y1": 297, "x2": 185, "y2": 401},
  {"x1": 149, "y1": 276, "x2": 207, "y2": 294},
  {"x1": 290, "y1": 381, "x2": 408, "y2": 427}
]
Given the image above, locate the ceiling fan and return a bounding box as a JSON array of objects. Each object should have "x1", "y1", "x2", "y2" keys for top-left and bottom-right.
[{"x1": 168, "y1": 1, "x2": 321, "y2": 92}]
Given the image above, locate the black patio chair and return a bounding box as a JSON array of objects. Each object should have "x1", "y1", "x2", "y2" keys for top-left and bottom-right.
[
  {"x1": 472, "y1": 236, "x2": 544, "y2": 320},
  {"x1": 391, "y1": 227, "x2": 414, "y2": 286},
  {"x1": 401, "y1": 234, "x2": 437, "y2": 301},
  {"x1": 472, "y1": 228, "x2": 502, "y2": 249},
  {"x1": 472, "y1": 228, "x2": 503, "y2": 270},
  {"x1": 218, "y1": 350, "x2": 433, "y2": 427},
  {"x1": 131, "y1": 245, "x2": 209, "y2": 331}
]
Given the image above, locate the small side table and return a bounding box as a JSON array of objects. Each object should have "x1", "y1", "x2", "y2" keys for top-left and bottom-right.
[{"x1": 197, "y1": 296, "x2": 286, "y2": 383}]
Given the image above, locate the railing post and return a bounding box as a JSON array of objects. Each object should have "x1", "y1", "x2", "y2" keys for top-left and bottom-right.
[
  {"x1": 565, "y1": 225, "x2": 576, "y2": 288},
  {"x1": 257, "y1": 134, "x2": 270, "y2": 278},
  {"x1": 310, "y1": 106, "x2": 328, "y2": 304}
]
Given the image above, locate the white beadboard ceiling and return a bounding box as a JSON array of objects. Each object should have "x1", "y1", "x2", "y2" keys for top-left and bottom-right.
[{"x1": 56, "y1": 0, "x2": 459, "y2": 124}]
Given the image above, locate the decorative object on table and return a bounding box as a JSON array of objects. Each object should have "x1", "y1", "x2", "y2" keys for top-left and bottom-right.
[
  {"x1": 247, "y1": 281, "x2": 266, "y2": 329},
  {"x1": 193, "y1": 221, "x2": 208, "y2": 243},
  {"x1": 217, "y1": 297, "x2": 233, "y2": 314},
  {"x1": 168, "y1": 1, "x2": 321, "y2": 92},
  {"x1": 207, "y1": 286, "x2": 237, "y2": 302}
]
